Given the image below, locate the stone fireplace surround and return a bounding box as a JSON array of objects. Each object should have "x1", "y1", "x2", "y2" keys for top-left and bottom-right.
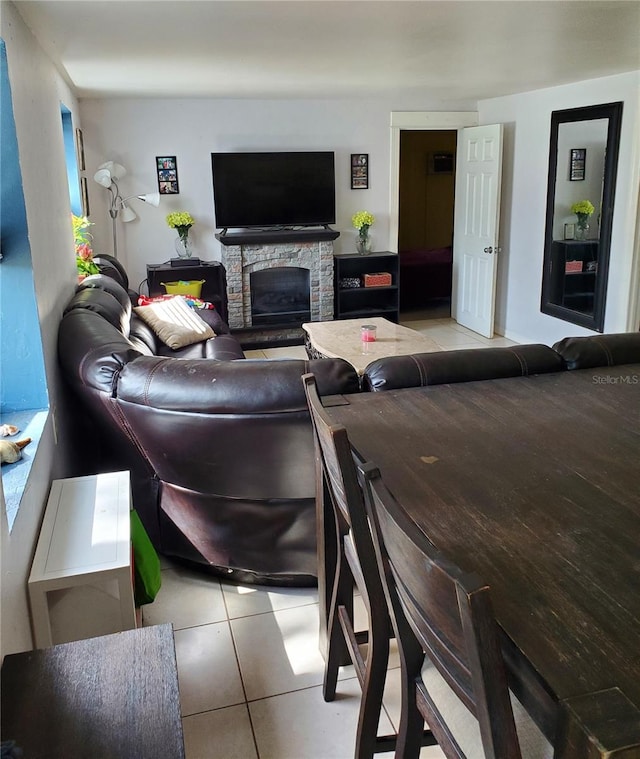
[{"x1": 218, "y1": 228, "x2": 339, "y2": 345}]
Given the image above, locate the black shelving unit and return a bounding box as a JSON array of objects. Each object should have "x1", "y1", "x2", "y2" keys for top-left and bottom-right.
[
  {"x1": 146, "y1": 260, "x2": 228, "y2": 323},
  {"x1": 333, "y1": 252, "x2": 399, "y2": 322},
  {"x1": 550, "y1": 240, "x2": 599, "y2": 314}
]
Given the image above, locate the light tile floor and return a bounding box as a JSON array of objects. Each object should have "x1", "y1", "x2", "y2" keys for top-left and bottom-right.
[
  {"x1": 145, "y1": 311, "x2": 515, "y2": 758},
  {"x1": 143, "y1": 562, "x2": 444, "y2": 759}
]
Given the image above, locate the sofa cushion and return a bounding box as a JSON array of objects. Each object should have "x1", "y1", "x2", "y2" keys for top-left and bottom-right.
[
  {"x1": 552, "y1": 333, "x2": 640, "y2": 370},
  {"x1": 362, "y1": 344, "x2": 565, "y2": 392},
  {"x1": 134, "y1": 297, "x2": 215, "y2": 349}
]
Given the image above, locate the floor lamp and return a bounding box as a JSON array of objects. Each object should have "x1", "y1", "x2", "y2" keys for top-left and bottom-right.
[{"x1": 93, "y1": 161, "x2": 160, "y2": 259}]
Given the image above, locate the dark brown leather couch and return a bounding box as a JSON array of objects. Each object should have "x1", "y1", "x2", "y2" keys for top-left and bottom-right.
[
  {"x1": 361, "y1": 344, "x2": 566, "y2": 392},
  {"x1": 552, "y1": 332, "x2": 640, "y2": 370},
  {"x1": 58, "y1": 275, "x2": 360, "y2": 586}
]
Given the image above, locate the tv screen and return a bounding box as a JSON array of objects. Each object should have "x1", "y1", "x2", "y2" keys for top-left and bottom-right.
[{"x1": 211, "y1": 151, "x2": 335, "y2": 229}]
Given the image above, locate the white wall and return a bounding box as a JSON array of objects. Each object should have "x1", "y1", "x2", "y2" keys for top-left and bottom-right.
[
  {"x1": 1, "y1": 1, "x2": 80, "y2": 656},
  {"x1": 479, "y1": 71, "x2": 640, "y2": 345},
  {"x1": 79, "y1": 95, "x2": 476, "y2": 291},
  {"x1": 82, "y1": 76, "x2": 640, "y2": 342}
]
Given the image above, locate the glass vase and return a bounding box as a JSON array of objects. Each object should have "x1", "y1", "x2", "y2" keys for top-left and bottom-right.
[
  {"x1": 575, "y1": 223, "x2": 589, "y2": 241},
  {"x1": 175, "y1": 234, "x2": 193, "y2": 258},
  {"x1": 575, "y1": 215, "x2": 589, "y2": 241},
  {"x1": 357, "y1": 231, "x2": 372, "y2": 255}
]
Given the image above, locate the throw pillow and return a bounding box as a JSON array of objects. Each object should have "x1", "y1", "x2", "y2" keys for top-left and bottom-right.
[{"x1": 134, "y1": 296, "x2": 215, "y2": 349}]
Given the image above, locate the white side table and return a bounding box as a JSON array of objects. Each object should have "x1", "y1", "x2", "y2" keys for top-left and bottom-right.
[{"x1": 28, "y1": 470, "x2": 136, "y2": 648}]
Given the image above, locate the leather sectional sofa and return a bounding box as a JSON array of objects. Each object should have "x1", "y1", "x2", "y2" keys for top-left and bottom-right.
[
  {"x1": 58, "y1": 275, "x2": 359, "y2": 586},
  {"x1": 58, "y1": 273, "x2": 640, "y2": 586}
]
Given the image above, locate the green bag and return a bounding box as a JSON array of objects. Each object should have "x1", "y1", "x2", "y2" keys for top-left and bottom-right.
[{"x1": 130, "y1": 509, "x2": 162, "y2": 605}]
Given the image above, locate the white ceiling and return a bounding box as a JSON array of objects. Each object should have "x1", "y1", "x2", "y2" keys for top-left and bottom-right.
[{"x1": 14, "y1": 0, "x2": 640, "y2": 101}]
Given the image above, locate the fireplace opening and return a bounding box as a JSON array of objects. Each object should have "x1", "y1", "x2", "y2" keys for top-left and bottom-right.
[{"x1": 250, "y1": 266, "x2": 311, "y2": 326}]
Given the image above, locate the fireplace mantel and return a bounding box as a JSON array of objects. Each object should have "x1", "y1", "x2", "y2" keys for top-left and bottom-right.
[{"x1": 216, "y1": 227, "x2": 339, "y2": 246}]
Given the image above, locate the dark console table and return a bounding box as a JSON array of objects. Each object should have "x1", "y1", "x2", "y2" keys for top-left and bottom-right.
[
  {"x1": 147, "y1": 260, "x2": 228, "y2": 322},
  {"x1": 1, "y1": 624, "x2": 184, "y2": 758}
]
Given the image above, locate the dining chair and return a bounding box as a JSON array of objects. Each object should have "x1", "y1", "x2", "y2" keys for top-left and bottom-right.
[
  {"x1": 360, "y1": 462, "x2": 553, "y2": 759},
  {"x1": 302, "y1": 373, "x2": 437, "y2": 758}
]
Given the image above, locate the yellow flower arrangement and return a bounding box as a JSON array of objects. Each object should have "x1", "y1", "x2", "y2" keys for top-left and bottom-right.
[
  {"x1": 570, "y1": 200, "x2": 595, "y2": 217},
  {"x1": 352, "y1": 210, "x2": 375, "y2": 231},
  {"x1": 352, "y1": 211, "x2": 375, "y2": 254},
  {"x1": 571, "y1": 200, "x2": 595, "y2": 238},
  {"x1": 166, "y1": 211, "x2": 195, "y2": 241}
]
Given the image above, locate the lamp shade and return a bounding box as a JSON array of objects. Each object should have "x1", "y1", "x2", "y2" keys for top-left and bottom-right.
[
  {"x1": 93, "y1": 161, "x2": 127, "y2": 187},
  {"x1": 138, "y1": 192, "x2": 160, "y2": 207},
  {"x1": 99, "y1": 161, "x2": 127, "y2": 180},
  {"x1": 120, "y1": 203, "x2": 137, "y2": 223},
  {"x1": 93, "y1": 168, "x2": 113, "y2": 188}
]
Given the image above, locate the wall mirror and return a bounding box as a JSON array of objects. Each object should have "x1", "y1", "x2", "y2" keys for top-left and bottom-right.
[{"x1": 541, "y1": 102, "x2": 623, "y2": 332}]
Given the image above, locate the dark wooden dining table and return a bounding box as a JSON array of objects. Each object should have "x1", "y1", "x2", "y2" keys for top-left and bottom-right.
[{"x1": 323, "y1": 364, "x2": 640, "y2": 757}]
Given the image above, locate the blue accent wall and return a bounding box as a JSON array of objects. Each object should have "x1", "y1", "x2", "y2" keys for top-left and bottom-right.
[{"x1": 0, "y1": 39, "x2": 49, "y2": 413}]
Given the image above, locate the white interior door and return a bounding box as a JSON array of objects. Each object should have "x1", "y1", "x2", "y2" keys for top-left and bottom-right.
[{"x1": 452, "y1": 124, "x2": 503, "y2": 338}]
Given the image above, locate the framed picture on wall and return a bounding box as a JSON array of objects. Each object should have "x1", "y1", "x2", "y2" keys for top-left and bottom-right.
[
  {"x1": 569, "y1": 148, "x2": 586, "y2": 181},
  {"x1": 80, "y1": 177, "x2": 90, "y2": 217},
  {"x1": 156, "y1": 155, "x2": 179, "y2": 194},
  {"x1": 75, "y1": 128, "x2": 86, "y2": 171},
  {"x1": 351, "y1": 153, "x2": 368, "y2": 189}
]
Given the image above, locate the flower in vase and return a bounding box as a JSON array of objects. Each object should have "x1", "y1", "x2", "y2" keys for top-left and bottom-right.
[
  {"x1": 570, "y1": 199, "x2": 595, "y2": 230},
  {"x1": 166, "y1": 211, "x2": 195, "y2": 241},
  {"x1": 352, "y1": 210, "x2": 375, "y2": 234},
  {"x1": 352, "y1": 211, "x2": 374, "y2": 253},
  {"x1": 570, "y1": 200, "x2": 595, "y2": 217}
]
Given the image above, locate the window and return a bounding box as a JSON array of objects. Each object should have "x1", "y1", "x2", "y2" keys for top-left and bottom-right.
[{"x1": 0, "y1": 38, "x2": 49, "y2": 530}]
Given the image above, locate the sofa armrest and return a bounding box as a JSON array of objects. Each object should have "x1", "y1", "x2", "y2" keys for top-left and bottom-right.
[{"x1": 205, "y1": 335, "x2": 246, "y2": 361}]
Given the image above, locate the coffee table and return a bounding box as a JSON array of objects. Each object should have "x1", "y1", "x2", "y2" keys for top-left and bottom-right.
[{"x1": 302, "y1": 317, "x2": 441, "y2": 375}]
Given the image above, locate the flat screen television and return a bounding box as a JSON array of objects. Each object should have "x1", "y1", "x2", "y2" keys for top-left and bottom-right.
[{"x1": 211, "y1": 151, "x2": 335, "y2": 229}]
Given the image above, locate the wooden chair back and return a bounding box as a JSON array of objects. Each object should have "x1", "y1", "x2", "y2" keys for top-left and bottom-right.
[
  {"x1": 302, "y1": 373, "x2": 369, "y2": 552},
  {"x1": 303, "y1": 373, "x2": 410, "y2": 757},
  {"x1": 361, "y1": 463, "x2": 522, "y2": 759}
]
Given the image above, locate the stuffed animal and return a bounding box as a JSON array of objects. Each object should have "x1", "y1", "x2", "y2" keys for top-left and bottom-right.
[{"x1": 0, "y1": 424, "x2": 31, "y2": 464}]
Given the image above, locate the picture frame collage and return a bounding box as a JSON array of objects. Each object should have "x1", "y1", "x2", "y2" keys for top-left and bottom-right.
[
  {"x1": 569, "y1": 148, "x2": 586, "y2": 181},
  {"x1": 351, "y1": 153, "x2": 368, "y2": 189},
  {"x1": 156, "y1": 155, "x2": 180, "y2": 194}
]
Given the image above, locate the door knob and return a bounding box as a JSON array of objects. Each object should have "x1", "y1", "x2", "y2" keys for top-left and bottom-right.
[{"x1": 483, "y1": 246, "x2": 493, "y2": 254}]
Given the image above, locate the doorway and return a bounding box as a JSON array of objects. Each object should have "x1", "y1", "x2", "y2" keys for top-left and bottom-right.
[{"x1": 398, "y1": 130, "x2": 457, "y2": 320}]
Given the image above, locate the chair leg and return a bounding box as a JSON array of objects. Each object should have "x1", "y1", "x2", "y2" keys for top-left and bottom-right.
[
  {"x1": 323, "y1": 549, "x2": 353, "y2": 701},
  {"x1": 354, "y1": 614, "x2": 391, "y2": 759},
  {"x1": 394, "y1": 623, "x2": 426, "y2": 759}
]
